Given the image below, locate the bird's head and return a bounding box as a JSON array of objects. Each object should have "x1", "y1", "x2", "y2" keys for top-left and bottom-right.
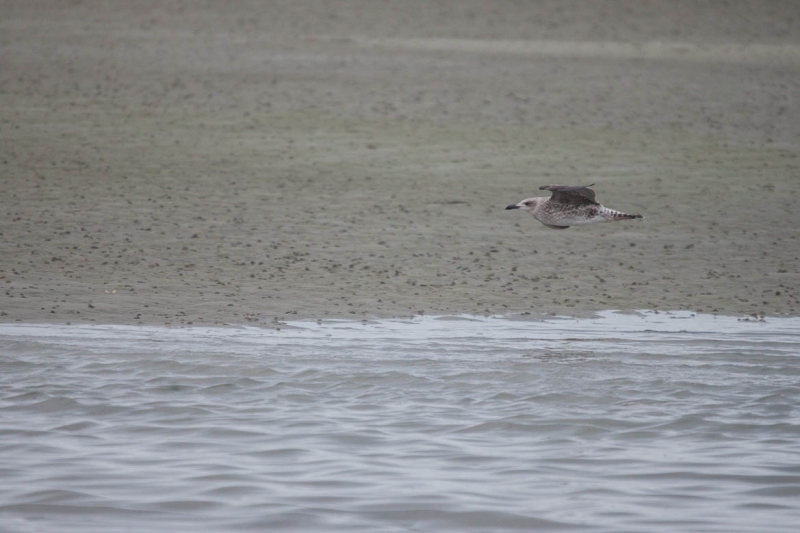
[{"x1": 505, "y1": 197, "x2": 541, "y2": 213}]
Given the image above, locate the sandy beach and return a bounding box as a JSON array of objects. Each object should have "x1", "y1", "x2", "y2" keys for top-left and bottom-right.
[{"x1": 2, "y1": 0, "x2": 799, "y2": 326}]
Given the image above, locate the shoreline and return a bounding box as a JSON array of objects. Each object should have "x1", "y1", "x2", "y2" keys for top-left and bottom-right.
[{"x1": 0, "y1": 309, "x2": 784, "y2": 335}]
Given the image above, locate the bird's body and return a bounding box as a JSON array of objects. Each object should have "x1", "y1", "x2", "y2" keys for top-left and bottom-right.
[{"x1": 505, "y1": 184, "x2": 642, "y2": 229}]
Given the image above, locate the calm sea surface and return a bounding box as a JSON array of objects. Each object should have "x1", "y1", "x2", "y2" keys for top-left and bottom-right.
[{"x1": 1, "y1": 311, "x2": 799, "y2": 533}]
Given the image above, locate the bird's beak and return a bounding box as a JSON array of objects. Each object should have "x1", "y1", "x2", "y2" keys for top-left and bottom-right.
[{"x1": 505, "y1": 204, "x2": 520, "y2": 210}]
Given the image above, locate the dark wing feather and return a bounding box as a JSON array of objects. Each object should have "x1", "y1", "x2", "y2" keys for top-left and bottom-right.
[{"x1": 539, "y1": 184, "x2": 597, "y2": 204}]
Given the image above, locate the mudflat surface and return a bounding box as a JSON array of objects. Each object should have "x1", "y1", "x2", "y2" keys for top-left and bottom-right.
[{"x1": 2, "y1": 1, "x2": 799, "y2": 326}]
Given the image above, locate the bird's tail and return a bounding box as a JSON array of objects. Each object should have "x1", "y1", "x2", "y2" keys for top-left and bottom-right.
[
  {"x1": 602, "y1": 207, "x2": 644, "y2": 221},
  {"x1": 612, "y1": 212, "x2": 644, "y2": 221}
]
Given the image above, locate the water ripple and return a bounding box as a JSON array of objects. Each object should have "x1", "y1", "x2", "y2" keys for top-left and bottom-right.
[{"x1": 1, "y1": 311, "x2": 800, "y2": 532}]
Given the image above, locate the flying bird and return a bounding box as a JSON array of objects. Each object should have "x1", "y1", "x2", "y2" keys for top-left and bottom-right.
[{"x1": 505, "y1": 184, "x2": 643, "y2": 229}]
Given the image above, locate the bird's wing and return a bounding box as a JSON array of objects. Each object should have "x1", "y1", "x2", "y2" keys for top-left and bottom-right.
[
  {"x1": 538, "y1": 184, "x2": 597, "y2": 204},
  {"x1": 542, "y1": 223, "x2": 570, "y2": 229}
]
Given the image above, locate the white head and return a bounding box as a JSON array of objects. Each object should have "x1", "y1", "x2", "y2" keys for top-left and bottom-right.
[{"x1": 505, "y1": 197, "x2": 542, "y2": 213}]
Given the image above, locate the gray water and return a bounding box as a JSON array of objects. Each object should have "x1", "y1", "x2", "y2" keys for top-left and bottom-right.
[{"x1": 1, "y1": 310, "x2": 799, "y2": 533}]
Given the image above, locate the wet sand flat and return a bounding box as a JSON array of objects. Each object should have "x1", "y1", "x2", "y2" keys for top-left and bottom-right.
[{"x1": 2, "y1": 1, "x2": 799, "y2": 326}]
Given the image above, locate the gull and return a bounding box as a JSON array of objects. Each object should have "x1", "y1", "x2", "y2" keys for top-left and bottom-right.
[{"x1": 505, "y1": 184, "x2": 643, "y2": 229}]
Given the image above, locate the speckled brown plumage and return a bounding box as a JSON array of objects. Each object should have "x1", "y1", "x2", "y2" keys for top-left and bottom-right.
[{"x1": 506, "y1": 184, "x2": 643, "y2": 229}]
